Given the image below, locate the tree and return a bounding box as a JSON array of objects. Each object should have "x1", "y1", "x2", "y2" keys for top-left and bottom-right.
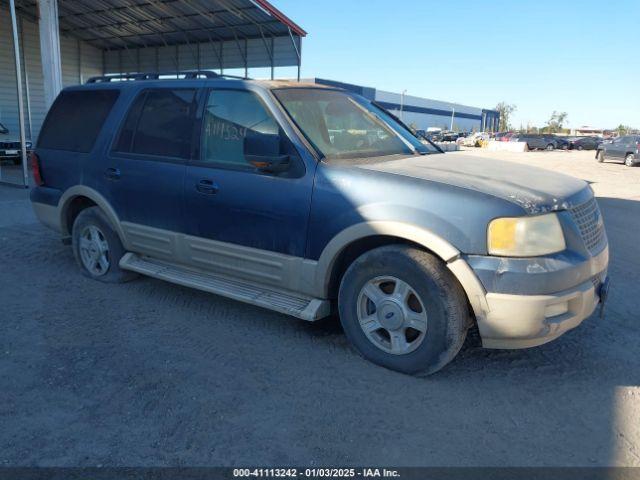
[
  {"x1": 495, "y1": 102, "x2": 516, "y2": 132},
  {"x1": 615, "y1": 124, "x2": 631, "y2": 136},
  {"x1": 545, "y1": 111, "x2": 569, "y2": 133}
]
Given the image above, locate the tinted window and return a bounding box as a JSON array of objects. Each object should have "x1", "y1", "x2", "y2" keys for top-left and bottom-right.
[
  {"x1": 113, "y1": 93, "x2": 146, "y2": 153},
  {"x1": 38, "y1": 90, "x2": 119, "y2": 152},
  {"x1": 201, "y1": 90, "x2": 281, "y2": 168},
  {"x1": 115, "y1": 89, "x2": 196, "y2": 159}
]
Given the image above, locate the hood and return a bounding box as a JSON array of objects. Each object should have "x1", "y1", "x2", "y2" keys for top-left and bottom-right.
[{"x1": 358, "y1": 153, "x2": 589, "y2": 214}]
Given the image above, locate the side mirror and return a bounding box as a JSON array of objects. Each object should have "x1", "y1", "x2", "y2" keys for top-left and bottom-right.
[{"x1": 244, "y1": 129, "x2": 291, "y2": 174}]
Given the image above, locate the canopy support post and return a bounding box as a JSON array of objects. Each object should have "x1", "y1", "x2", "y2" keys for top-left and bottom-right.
[{"x1": 9, "y1": 0, "x2": 29, "y2": 187}]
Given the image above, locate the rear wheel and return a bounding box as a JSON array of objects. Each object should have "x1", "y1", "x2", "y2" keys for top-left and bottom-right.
[
  {"x1": 625, "y1": 154, "x2": 636, "y2": 167},
  {"x1": 597, "y1": 150, "x2": 605, "y2": 163},
  {"x1": 546, "y1": 144, "x2": 554, "y2": 151},
  {"x1": 72, "y1": 207, "x2": 138, "y2": 283},
  {"x1": 577, "y1": 145, "x2": 584, "y2": 151},
  {"x1": 338, "y1": 245, "x2": 469, "y2": 375}
]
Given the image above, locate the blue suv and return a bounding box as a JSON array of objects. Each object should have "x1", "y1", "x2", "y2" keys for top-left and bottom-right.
[{"x1": 30, "y1": 72, "x2": 609, "y2": 374}]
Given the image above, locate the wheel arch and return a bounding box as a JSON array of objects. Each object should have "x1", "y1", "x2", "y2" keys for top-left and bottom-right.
[
  {"x1": 316, "y1": 222, "x2": 488, "y2": 324},
  {"x1": 59, "y1": 186, "x2": 126, "y2": 244},
  {"x1": 317, "y1": 222, "x2": 460, "y2": 295}
]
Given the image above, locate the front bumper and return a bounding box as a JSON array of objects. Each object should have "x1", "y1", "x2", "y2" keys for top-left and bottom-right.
[
  {"x1": 480, "y1": 275, "x2": 604, "y2": 349},
  {"x1": 452, "y1": 246, "x2": 609, "y2": 350},
  {"x1": 0, "y1": 149, "x2": 31, "y2": 158}
]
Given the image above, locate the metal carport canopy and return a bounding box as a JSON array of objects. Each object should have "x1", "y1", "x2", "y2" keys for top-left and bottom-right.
[
  {"x1": 2, "y1": 0, "x2": 306, "y2": 188},
  {"x1": 12, "y1": 0, "x2": 306, "y2": 77}
]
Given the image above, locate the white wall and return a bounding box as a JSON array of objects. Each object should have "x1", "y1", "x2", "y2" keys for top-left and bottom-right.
[{"x1": 0, "y1": 7, "x2": 103, "y2": 142}]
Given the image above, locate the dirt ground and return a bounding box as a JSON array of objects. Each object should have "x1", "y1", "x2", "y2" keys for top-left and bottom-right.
[{"x1": 0, "y1": 150, "x2": 638, "y2": 467}]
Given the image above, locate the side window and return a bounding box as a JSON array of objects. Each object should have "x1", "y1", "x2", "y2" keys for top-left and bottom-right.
[
  {"x1": 113, "y1": 92, "x2": 146, "y2": 153},
  {"x1": 201, "y1": 90, "x2": 281, "y2": 168},
  {"x1": 38, "y1": 89, "x2": 119, "y2": 152},
  {"x1": 114, "y1": 89, "x2": 196, "y2": 159}
]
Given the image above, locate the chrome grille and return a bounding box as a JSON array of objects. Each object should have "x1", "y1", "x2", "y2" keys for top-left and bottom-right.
[{"x1": 569, "y1": 197, "x2": 606, "y2": 254}]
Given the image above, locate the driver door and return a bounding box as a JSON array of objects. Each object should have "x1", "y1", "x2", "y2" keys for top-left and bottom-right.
[{"x1": 182, "y1": 88, "x2": 315, "y2": 286}]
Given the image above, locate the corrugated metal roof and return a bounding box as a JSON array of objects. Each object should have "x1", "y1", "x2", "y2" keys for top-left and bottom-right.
[{"x1": 10, "y1": 0, "x2": 306, "y2": 50}]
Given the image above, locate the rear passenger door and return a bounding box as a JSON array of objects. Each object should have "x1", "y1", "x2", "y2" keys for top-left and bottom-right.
[
  {"x1": 102, "y1": 87, "x2": 199, "y2": 258},
  {"x1": 528, "y1": 136, "x2": 543, "y2": 149},
  {"x1": 606, "y1": 137, "x2": 625, "y2": 158}
]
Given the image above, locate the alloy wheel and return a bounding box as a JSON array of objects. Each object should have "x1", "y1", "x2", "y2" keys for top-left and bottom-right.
[
  {"x1": 79, "y1": 225, "x2": 110, "y2": 276},
  {"x1": 356, "y1": 276, "x2": 428, "y2": 355}
]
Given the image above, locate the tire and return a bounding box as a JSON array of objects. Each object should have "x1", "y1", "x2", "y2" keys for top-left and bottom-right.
[
  {"x1": 338, "y1": 245, "x2": 469, "y2": 375},
  {"x1": 546, "y1": 144, "x2": 554, "y2": 151},
  {"x1": 597, "y1": 150, "x2": 605, "y2": 163},
  {"x1": 577, "y1": 145, "x2": 584, "y2": 151},
  {"x1": 625, "y1": 154, "x2": 636, "y2": 167},
  {"x1": 71, "y1": 206, "x2": 138, "y2": 283}
]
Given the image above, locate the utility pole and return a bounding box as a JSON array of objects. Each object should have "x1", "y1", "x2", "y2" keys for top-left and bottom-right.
[
  {"x1": 400, "y1": 90, "x2": 407, "y2": 121},
  {"x1": 450, "y1": 107, "x2": 455, "y2": 131}
]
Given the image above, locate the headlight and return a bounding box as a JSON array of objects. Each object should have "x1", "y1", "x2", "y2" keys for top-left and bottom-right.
[{"x1": 487, "y1": 213, "x2": 566, "y2": 257}]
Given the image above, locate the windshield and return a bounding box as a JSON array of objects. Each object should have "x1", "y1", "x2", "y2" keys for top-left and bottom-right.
[{"x1": 273, "y1": 88, "x2": 438, "y2": 160}]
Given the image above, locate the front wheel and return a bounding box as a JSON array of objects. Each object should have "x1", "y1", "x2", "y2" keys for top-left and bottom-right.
[
  {"x1": 625, "y1": 154, "x2": 636, "y2": 167},
  {"x1": 546, "y1": 144, "x2": 554, "y2": 151},
  {"x1": 338, "y1": 245, "x2": 469, "y2": 375}
]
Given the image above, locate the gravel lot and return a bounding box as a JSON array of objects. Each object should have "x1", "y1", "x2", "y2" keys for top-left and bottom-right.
[{"x1": 1, "y1": 150, "x2": 639, "y2": 467}]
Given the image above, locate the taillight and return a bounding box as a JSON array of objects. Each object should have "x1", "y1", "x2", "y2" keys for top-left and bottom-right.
[{"x1": 31, "y1": 152, "x2": 44, "y2": 186}]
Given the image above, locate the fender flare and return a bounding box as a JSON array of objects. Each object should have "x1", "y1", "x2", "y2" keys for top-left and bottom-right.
[
  {"x1": 315, "y1": 221, "x2": 489, "y2": 322},
  {"x1": 58, "y1": 186, "x2": 127, "y2": 246}
]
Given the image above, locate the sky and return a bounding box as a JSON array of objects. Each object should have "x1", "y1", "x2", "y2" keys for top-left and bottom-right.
[{"x1": 270, "y1": 0, "x2": 639, "y2": 129}]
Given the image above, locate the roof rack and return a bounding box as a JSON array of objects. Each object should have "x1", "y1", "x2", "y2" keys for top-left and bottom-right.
[{"x1": 86, "y1": 70, "x2": 250, "y2": 83}]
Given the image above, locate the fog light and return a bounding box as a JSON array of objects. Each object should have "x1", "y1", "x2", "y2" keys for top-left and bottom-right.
[{"x1": 545, "y1": 302, "x2": 569, "y2": 318}]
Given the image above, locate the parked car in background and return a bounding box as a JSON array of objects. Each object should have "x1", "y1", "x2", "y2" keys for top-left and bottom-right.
[
  {"x1": 569, "y1": 136, "x2": 602, "y2": 151},
  {"x1": 554, "y1": 136, "x2": 570, "y2": 150},
  {"x1": 422, "y1": 131, "x2": 443, "y2": 142},
  {"x1": 441, "y1": 131, "x2": 459, "y2": 142},
  {"x1": 494, "y1": 132, "x2": 515, "y2": 142},
  {"x1": 0, "y1": 122, "x2": 33, "y2": 165},
  {"x1": 459, "y1": 132, "x2": 489, "y2": 147},
  {"x1": 596, "y1": 135, "x2": 640, "y2": 166},
  {"x1": 516, "y1": 134, "x2": 568, "y2": 151}
]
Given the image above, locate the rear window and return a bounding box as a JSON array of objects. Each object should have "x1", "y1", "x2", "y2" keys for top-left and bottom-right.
[{"x1": 38, "y1": 90, "x2": 119, "y2": 152}]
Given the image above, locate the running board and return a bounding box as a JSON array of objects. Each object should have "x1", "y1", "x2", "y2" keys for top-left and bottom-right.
[{"x1": 119, "y1": 253, "x2": 331, "y2": 321}]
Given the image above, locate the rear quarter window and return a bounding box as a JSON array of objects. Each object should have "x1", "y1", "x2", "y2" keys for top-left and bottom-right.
[{"x1": 37, "y1": 90, "x2": 119, "y2": 153}]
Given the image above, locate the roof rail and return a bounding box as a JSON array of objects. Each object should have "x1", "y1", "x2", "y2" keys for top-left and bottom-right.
[{"x1": 86, "y1": 70, "x2": 250, "y2": 83}]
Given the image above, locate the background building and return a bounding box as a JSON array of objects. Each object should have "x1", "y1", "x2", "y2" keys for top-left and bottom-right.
[{"x1": 310, "y1": 78, "x2": 500, "y2": 133}]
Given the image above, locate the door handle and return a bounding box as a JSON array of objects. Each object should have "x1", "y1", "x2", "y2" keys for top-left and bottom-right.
[
  {"x1": 104, "y1": 167, "x2": 121, "y2": 180},
  {"x1": 196, "y1": 179, "x2": 219, "y2": 195}
]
